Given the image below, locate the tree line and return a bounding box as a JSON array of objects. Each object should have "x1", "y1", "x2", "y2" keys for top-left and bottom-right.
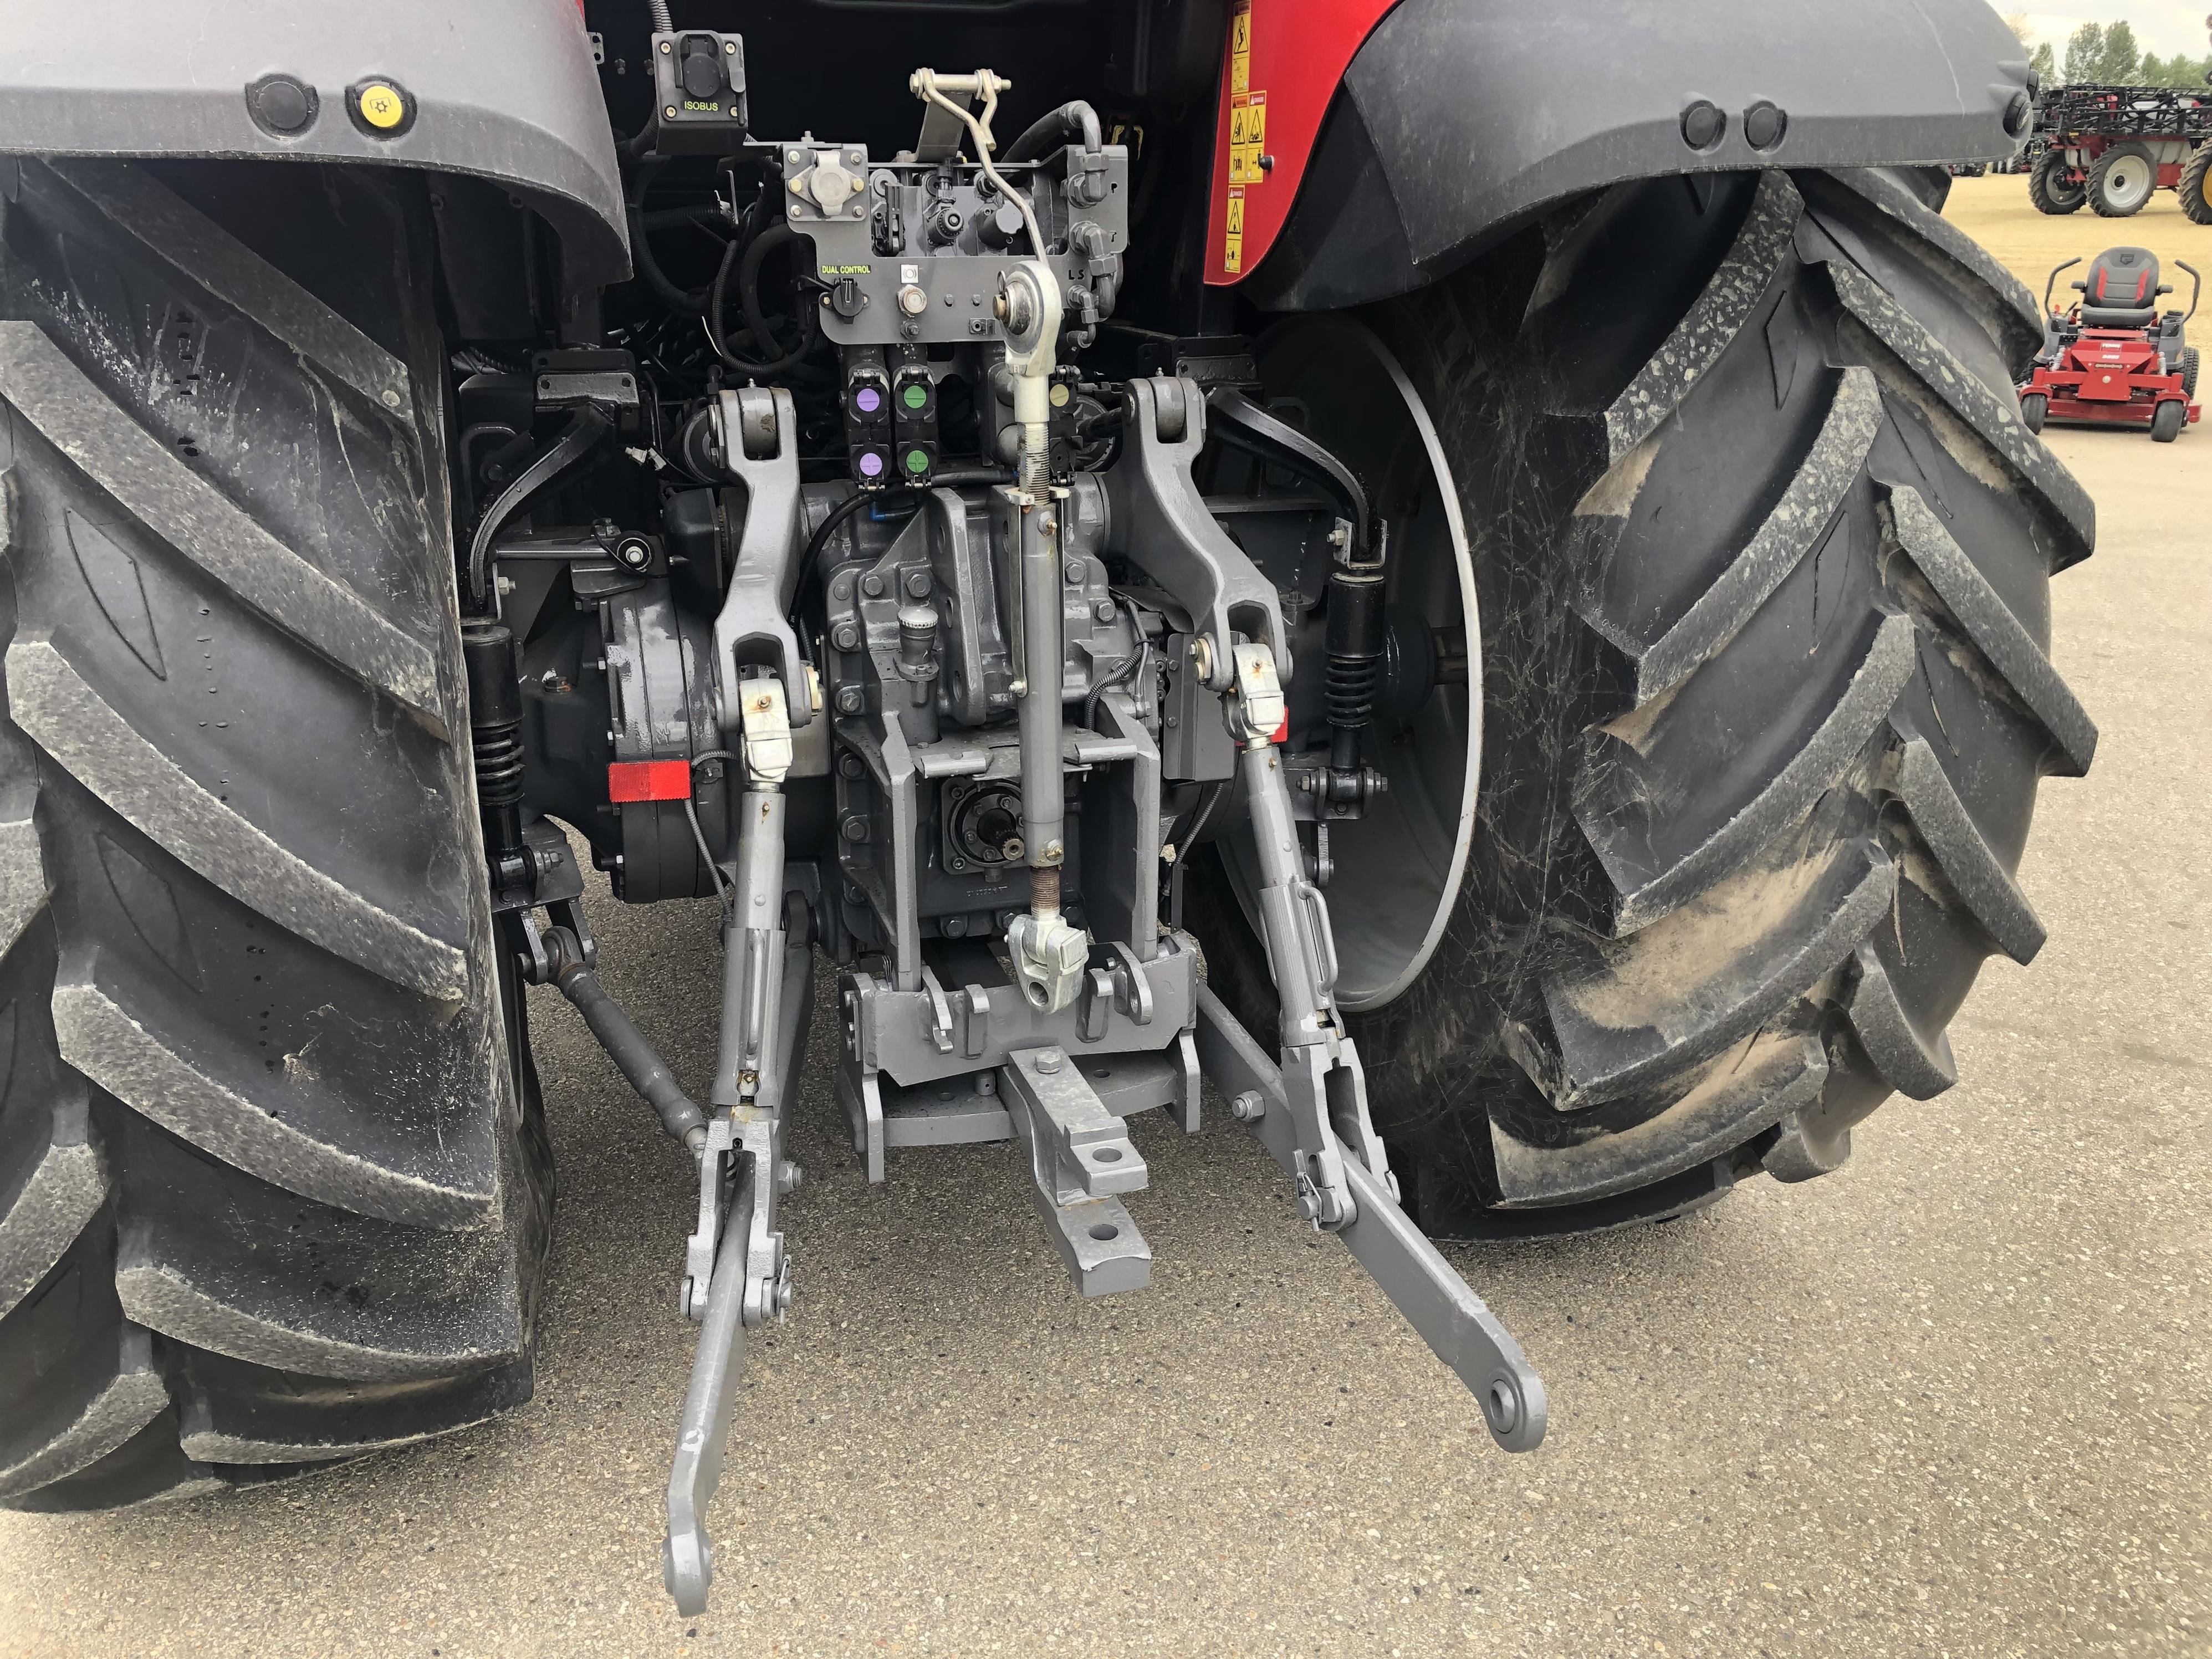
[{"x1": 2005, "y1": 14, "x2": 2212, "y2": 90}]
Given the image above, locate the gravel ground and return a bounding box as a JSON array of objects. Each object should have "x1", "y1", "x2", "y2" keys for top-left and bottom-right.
[{"x1": 1, "y1": 198, "x2": 2206, "y2": 1659}]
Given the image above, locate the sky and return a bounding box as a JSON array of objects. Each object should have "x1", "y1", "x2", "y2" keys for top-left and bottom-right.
[{"x1": 2011, "y1": 3, "x2": 2212, "y2": 58}]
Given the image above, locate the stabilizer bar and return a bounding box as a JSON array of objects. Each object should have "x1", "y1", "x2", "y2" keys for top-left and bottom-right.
[{"x1": 1193, "y1": 985, "x2": 1547, "y2": 1452}]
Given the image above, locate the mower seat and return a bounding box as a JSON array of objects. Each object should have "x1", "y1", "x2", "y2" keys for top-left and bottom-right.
[{"x1": 2081, "y1": 247, "x2": 2162, "y2": 328}]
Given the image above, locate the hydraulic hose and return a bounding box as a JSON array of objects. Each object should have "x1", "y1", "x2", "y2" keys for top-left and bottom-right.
[
  {"x1": 708, "y1": 223, "x2": 817, "y2": 375},
  {"x1": 1003, "y1": 99, "x2": 1104, "y2": 162}
]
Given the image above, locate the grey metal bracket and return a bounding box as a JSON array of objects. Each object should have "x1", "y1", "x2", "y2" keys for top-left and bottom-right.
[
  {"x1": 1194, "y1": 985, "x2": 1548, "y2": 1454},
  {"x1": 1102, "y1": 376, "x2": 1289, "y2": 692},
  {"x1": 1001, "y1": 1045, "x2": 1153, "y2": 1297},
  {"x1": 709, "y1": 386, "x2": 814, "y2": 732}
]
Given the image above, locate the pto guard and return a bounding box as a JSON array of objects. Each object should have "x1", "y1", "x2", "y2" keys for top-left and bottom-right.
[{"x1": 0, "y1": 0, "x2": 629, "y2": 286}]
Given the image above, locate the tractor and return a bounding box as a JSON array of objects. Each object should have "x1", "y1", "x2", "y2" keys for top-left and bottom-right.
[
  {"x1": 0, "y1": 0, "x2": 2093, "y2": 1617},
  {"x1": 2022, "y1": 246, "x2": 2201, "y2": 440}
]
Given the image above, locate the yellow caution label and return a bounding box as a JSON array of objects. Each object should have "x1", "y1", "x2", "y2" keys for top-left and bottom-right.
[
  {"x1": 1230, "y1": 0, "x2": 1252, "y2": 96},
  {"x1": 1229, "y1": 91, "x2": 1268, "y2": 183},
  {"x1": 1224, "y1": 187, "x2": 1245, "y2": 274},
  {"x1": 356, "y1": 82, "x2": 406, "y2": 131}
]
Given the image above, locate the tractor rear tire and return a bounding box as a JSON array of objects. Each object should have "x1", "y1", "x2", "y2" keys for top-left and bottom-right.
[
  {"x1": 2021, "y1": 391, "x2": 2048, "y2": 432},
  {"x1": 2179, "y1": 145, "x2": 2212, "y2": 226},
  {"x1": 0, "y1": 158, "x2": 550, "y2": 1508},
  {"x1": 2087, "y1": 144, "x2": 2157, "y2": 218},
  {"x1": 2153, "y1": 399, "x2": 2186, "y2": 442},
  {"x1": 1199, "y1": 168, "x2": 2094, "y2": 1237},
  {"x1": 2029, "y1": 150, "x2": 2087, "y2": 215},
  {"x1": 2180, "y1": 347, "x2": 2200, "y2": 400}
]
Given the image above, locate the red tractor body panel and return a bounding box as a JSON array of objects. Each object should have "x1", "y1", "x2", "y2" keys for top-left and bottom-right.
[{"x1": 1201, "y1": 0, "x2": 1397, "y2": 284}]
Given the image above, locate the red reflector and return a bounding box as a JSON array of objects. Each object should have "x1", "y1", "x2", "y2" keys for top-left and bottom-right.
[
  {"x1": 1271, "y1": 711, "x2": 1289, "y2": 744},
  {"x1": 607, "y1": 760, "x2": 693, "y2": 803}
]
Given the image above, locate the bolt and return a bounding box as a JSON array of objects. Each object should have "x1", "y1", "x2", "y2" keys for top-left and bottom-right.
[
  {"x1": 775, "y1": 1158, "x2": 804, "y2": 1195},
  {"x1": 1063, "y1": 557, "x2": 1086, "y2": 584},
  {"x1": 943, "y1": 915, "x2": 969, "y2": 938},
  {"x1": 949, "y1": 855, "x2": 968, "y2": 873},
  {"x1": 835, "y1": 686, "x2": 865, "y2": 715},
  {"x1": 1095, "y1": 599, "x2": 1116, "y2": 622},
  {"x1": 1036, "y1": 1049, "x2": 1063, "y2": 1074},
  {"x1": 831, "y1": 621, "x2": 861, "y2": 651},
  {"x1": 837, "y1": 752, "x2": 865, "y2": 778},
  {"x1": 904, "y1": 569, "x2": 932, "y2": 599},
  {"x1": 861, "y1": 573, "x2": 886, "y2": 598},
  {"x1": 1230, "y1": 1091, "x2": 1265, "y2": 1122},
  {"x1": 841, "y1": 814, "x2": 869, "y2": 843}
]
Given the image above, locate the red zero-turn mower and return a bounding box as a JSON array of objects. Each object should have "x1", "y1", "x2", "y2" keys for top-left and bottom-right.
[{"x1": 2022, "y1": 247, "x2": 2201, "y2": 441}]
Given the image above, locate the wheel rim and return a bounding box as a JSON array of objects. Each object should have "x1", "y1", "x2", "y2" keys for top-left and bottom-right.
[
  {"x1": 1218, "y1": 315, "x2": 1480, "y2": 1012},
  {"x1": 2104, "y1": 154, "x2": 2154, "y2": 210}
]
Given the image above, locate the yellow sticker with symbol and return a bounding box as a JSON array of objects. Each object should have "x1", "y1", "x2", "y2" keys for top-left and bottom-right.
[
  {"x1": 1229, "y1": 91, "x2": 1267, "y2": 183},
  {"x1": 1223, "y1": 188, "x2": 1245, "y2": 274},
  {"x1": 1230, "y1": 0, "x2": 1252, "y2": 95},
  {"x1": 357, "y1": 83, "x2": 406, "y2": 130}
]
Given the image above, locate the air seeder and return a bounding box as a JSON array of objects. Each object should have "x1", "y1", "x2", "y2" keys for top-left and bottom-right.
[{"x1": 2021, "y1": 246, "x2": 2200, "y2": 440}]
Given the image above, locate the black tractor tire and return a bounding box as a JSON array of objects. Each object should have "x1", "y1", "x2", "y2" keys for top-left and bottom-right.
[
  {"x1": 0, "y1": 157, "x2": 550, "y2": 1508},
  {"x1": 2029, "y1": 150, "x2": 2087, "y2": 215},
  {"x1": 2087, "y1": 144, "x2": 2157, "y2": 218},
  {"x1": 2152, "y1": 399, "x2": 2187, "y2": 442},
  {"x1": 1197, "y1": 168, "x2": 2094, "y2": 1237},
  {"x1": 2180, "y1": 346, "x2": 2200, "y2": 400},
  {"x1": 2178, "y1": 145, "x2": 2212, "y2": 226},
  {"x1": 2021, "y1": 391, "x2": 2048, "y2": 432}
]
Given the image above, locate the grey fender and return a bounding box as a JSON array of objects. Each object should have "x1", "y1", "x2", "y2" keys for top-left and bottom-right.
[
  {"x1": 1245, "y1": 0, "x2": 2035, "y2": 309},
  {"x1": 0, "y1": 0, "x2": 629, "y2": 287}
]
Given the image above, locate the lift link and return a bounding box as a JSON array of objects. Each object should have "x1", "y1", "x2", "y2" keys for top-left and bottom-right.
[
  {"x1": 666, "y1": 666, "x2": 811, "y2": 1620},
  {"x1": 1224, "y1": 641, "x2": 1393, "y2": 1232}
]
